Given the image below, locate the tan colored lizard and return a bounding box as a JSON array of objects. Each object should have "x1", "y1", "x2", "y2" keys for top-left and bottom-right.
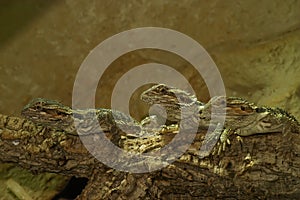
[
  {"x1": 141, "y1": 84, "x2": 299, "y2": 155},
  {"x1": 21, "y1": 85, "x2": 299, "y2": 157},
  {"x1": 21, "y1": 98, "x2": 143, "y2": 144},
  {"x1": 1, "y1": 85, "x2": 299, "y2": 199}
]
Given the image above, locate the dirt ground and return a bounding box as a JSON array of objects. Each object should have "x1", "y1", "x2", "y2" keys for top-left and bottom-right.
[{"x1": 0, "y1": 1, "x2": 299, "y2": 199}]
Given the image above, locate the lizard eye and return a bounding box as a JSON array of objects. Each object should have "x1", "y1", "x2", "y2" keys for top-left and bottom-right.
[
  {"x1": 159, "y1": 87, "x2": 167, "y2": 93},
  {"x1": 35, "y1": 105, "x2": 41, "y2": 110},
  {"x1": 240, "y1": 106, "x2": 246, "y2": 111},
  {"x1": 34, "y1": 101, "x2": 45, "y2": 109},
  {"x1": 220, "y1": 100, "x2": 226, "y2": 106},
  {"x1": 55, "y1": 110, "x2": 62, "y2": 115}
]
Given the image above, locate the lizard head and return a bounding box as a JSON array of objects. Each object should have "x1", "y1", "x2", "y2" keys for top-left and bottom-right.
[
  {"x1": 207, "y1": 96, "x2": 299, "y2": 135},
  {"x1": 21, "y1": 98, "x2": 73, "y2": 129},
  {"x1": 140, "y1": 84, "x2": 202, "y2": 121}
]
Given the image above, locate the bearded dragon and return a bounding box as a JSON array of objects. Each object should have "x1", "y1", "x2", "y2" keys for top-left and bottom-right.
[{"x1": 141, "y1": 84, "x2": 299, "y2": 155}]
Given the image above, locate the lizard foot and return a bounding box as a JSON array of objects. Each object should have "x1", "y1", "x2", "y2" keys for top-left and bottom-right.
[
  {"x1": 236, "y1": 135, "x2": 243, "y2": 144},
  {"x1": 212, "y1": 128, "x2": 232, "y2": 155}
]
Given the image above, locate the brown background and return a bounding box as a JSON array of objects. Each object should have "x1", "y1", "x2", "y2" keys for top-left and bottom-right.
[{"x1": 0, "y1": 1, "x2": 299, "y2": 199}]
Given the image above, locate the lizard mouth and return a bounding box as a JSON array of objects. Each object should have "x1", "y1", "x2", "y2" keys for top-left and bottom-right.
[{"x1": 259, "y1": 121, "x2": 284, "y2": 133}]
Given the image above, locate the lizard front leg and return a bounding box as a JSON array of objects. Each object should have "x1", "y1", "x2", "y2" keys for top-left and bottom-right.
[
  {"x1": 211, "y1": 127, "x2": 232, "y2": 155},
  {"x1": 199, "y1": 123, "x2": 231, "y2": 156}
]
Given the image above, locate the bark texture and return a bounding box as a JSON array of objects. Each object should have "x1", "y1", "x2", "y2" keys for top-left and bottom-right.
[{"x1": 0, "y1": 113, "x2": 299, "y2": 199}]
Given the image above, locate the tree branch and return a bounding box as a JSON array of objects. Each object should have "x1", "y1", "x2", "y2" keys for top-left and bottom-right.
[{"x1": 0, "y1": 113, "x2": 299, "y2": 199}]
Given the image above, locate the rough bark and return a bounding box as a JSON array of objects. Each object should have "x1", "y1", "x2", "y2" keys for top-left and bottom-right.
[{"x1": 0, "y1": 114, "x2": 299, "y2": 199}]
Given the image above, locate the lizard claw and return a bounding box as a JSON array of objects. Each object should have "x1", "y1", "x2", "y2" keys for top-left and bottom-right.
[
  {"x1": 236, "y1": 135, "x2": 243, "y2": 144},
  {"x1": 212, "y1": 128, "x2": 232, "y2": 155}
]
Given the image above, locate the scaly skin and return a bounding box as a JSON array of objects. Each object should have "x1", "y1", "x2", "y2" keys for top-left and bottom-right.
[
  {"x1": 0, "y1": 85, "x2": 299, "y2": 199},
  {"x1": 22, "y1": 86, "x2": 300, "y2": 157},
  {"x1": 140, "y1": 84, "x2": 204, "y2": 122},
  {"x1": 141, "y1": 84, "x2": 300, "y2": 154},
  {"x1": 21, "y1": 98, "x2": 143, "y2": 139}
]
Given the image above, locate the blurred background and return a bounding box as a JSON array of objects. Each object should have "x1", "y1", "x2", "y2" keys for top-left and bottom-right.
[{"x1": 0, "y1": 0, "x2": 299, "y2": 199}]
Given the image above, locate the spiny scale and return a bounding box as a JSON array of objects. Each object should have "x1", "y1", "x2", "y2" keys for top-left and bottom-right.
[
  {"x1": 21, "y1": 98, "x2": 143, "y2": 136},
  {"x1": 21, "y1": 84, "x2": 300, "y2": 157}
]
